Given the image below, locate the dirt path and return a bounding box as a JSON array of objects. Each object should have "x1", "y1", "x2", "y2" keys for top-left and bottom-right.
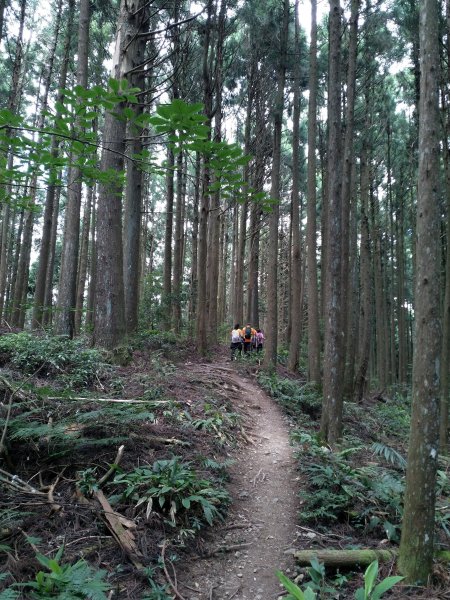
[{"x1": 177, "y1": 361, "x2": 299, "y2": 600}]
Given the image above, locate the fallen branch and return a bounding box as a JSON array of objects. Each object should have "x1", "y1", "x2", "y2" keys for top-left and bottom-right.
[
  {"x1": 93, "y1": 490, "x2": 143, "y2": 570},
  {"x1": 47, "y1": 467, "x2": 66, "y2": 514},
  {"x1": 98, "y1": 445, "x2": 125, "y2": 487},
  {"x1": 0, "y1": 467, "x2": 47, "y2": 496},
  {"x1": 46, "y1": 396, "x2": 162, "y2": 404},
  {"x1": 161, "y1": 540, "x2": 187, "y2": 600}
]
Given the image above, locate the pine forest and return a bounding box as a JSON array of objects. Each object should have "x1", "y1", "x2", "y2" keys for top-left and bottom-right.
[{"x1": 0, "y1": 0, "x2": 449, "y2": 598}]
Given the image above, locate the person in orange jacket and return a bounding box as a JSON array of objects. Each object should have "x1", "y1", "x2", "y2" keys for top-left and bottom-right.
[{"x1": 241, "y1": 323, "x2": 256, "y2": 354}]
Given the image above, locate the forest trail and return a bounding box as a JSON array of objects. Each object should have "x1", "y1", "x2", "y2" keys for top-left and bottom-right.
[{"x1": 177, "y1": 360, "x2": 299, "y2": 600}]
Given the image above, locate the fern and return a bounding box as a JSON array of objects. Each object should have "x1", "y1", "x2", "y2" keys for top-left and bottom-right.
[{"x1": 371, "y1": 443, "x2": 407, "y2": 469}]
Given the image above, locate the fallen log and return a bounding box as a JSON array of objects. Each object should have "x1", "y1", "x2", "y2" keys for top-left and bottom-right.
[
  {"x1": 288, "y1": 548, "x2": 450, "y2": 567},
  {"x1": 288, "y1": 548, "x2": 396, "y2": 567}
]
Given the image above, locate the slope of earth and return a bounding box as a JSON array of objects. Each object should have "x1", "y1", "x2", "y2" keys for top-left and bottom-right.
[{"x1": 175, "y1": 361, "x2": 299, "y2": 599}]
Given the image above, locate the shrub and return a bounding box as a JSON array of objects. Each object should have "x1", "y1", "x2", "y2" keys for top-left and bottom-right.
[
  {"x1": 0, "y1": 333, "x2": 105, "y2": 388},
  {"x1": 112, "y1": 456, "x2": 230, "y2": 527}
]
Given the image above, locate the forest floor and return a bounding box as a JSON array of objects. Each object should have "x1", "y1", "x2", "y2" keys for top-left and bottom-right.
[{"x1": 0, "y1": 332, "x2": 449, "y2": 599}]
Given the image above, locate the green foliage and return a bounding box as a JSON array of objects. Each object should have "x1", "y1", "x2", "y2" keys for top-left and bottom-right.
[
  {"x1": 3, "y1": 547, "x2": 110, "y2": 599},
  {"x1": 2, "y1": 394, "x2": 156, "y2": 460},
  {"x1": 187, "y1": 403, "x2": 240, "y2": 445},
  {"x1": 257, "y1": 375, "x2": 322, "y2": 419},
  {"x1": 0, "y1": 333, "x2": 104, "y2": 388},
  {"x1": 142, "y1": 579, "x2": 172, "y2": 600},
  {"x1": 278, "y1": 560, "x2": 404, "y2": 600},
  {"x1": 112, "y1": 457, "x2": 230, "y2": 527},
  {"x1": 0, "y1": 574, "x2": 19, "y2": 600},
  {"x1": 276, "y1": 570, "x2": 317, "y2": 599},
  {"x1": 371, "y1": 443, "x2": 406, "y2": 469},
  {"x1": 355, "y1": 561, "x2": 404, "y2": 600}
]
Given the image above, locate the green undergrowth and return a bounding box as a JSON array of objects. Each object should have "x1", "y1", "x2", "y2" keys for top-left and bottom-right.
[
  {"x1": 0, "y1": 331, "x2": 237, "y2": 597},
  {"x1": 258, "y1": 372, "x2": 450, "y2": 546},
  {"x1": 0, "y1": 332, "x2": 107, "y2": 388}
]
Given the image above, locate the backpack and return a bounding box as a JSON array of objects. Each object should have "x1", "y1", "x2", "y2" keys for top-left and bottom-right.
[
  {"x1": 231, "y1": 329, "x2": 241, "y2": 343},
  {"x1": 244, "y1": 326, "x2": 252, "y2": 340}
]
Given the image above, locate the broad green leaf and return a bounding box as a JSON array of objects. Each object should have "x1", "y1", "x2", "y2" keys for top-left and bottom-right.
[
  {"x1": 364, "y1": 560, "x2": 378, "y2": 596},
  {"x1": 276, "y1": 571, "x2": 307, "y2": 599},
  {"x1": 355, "y1": 588, "x2": 366, "y2": 600},
  {"x1": 372, "y1": 576, "x2": 404, "y2": 600}
]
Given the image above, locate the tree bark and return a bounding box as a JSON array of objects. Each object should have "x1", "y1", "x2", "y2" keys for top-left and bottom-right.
[
  {"x1": 288, "y1": 0, "x2": 302, "y2": 373},
  {"x1": 353, "y1": 130, "x2": 372, "y2": 403},
  {"x1": 0, "y1": 0, "x2": 26, "y2": 321},
  {"x1": 196, "y1": 0, "x2": 213, "y2": 354},
  {"x1": 398, "y1": 0, "x2": 442, "y2": 582},
  {"x1": 55, "y1": 0, "x2": 89, "y2": 337},
  {"x1": 263, "y1": 0, "x2": 289, "y2": 369},
  {"x1": 339, "y1": 0, "x2": 359, "y2": 391},
  {"x1": 74, "y1": 185, "x2": 93, "y2": 334},
  {"x1": 321, "y1": 0, "x2": 343, "y2": 442},
  {"x1": 123, "y1": 5, "x2": 147, "y2": 335},
  {"x1": 93, "y1": 0, "x2": 146, "y2": 350},
  {"x1": 32, "y1": 0, "x2": 69, "y2": 328},
  {"x1": 306, "y1": 0, "x2": 320, "y2": 383}
]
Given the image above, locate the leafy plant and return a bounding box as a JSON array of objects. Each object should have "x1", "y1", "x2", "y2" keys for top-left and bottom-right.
[
  {"x1": 276, "y1": 570, "x2": 317, "y2": 599},
  {"x1": 305, "y1": 557, "x2": 337, "y2": 597},
  {"x1": 258, "y1": 374, "x2": 322, "y2": 419},
  {"x1": 355, "y1": 561, "x2": 404, "y2": 600},
  {"x1": 4, "y1": 547, "x2": 110, "y2": 599},
  {"x1": 277, "y1": 560, "x2": 404, "y2": 600},
  {"x1": 0, "y1": 333, "x2": 105, "y2": 388},
  {"x1": 112, "y1": 457, "x2": 230, "y2": 526},
  {"x1": 371, "y1": 443, "x2": 406, "y2": 469}
]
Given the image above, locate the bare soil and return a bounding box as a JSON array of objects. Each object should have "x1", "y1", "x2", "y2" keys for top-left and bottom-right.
[{"x1": 175, "y1": 360, "x2": 299, "y2": 600}]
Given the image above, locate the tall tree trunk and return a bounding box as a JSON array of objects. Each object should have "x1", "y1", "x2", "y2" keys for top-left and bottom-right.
[
  {"x1": 288, "y1": 0, "x2": 302, "y2": 373},
  {"x1": 263, "y1": 0, "x2": 289, "y2": 369},
  {"x1": 353, "y1": 127, "x2": 372, "y2": 403},
  {"x1": 206, "y1": 0, "x2": 227, "y2": 343},
  {"x1": 0, "y1": 0, "x2": 26, "y2": 320},
  {"x1": 163, "y1": 147, "x2": 175, "y2": 330},
  {"x1": 93, "y1": 0, "x2": 146, "y2": 350},
  {"x1": 123, "y1": 6, "x2": 147, "y2": 334},
  {"x1": 74, "y1": 185, "x2": 94, "y2": 333},
  {"x1": 439, "y1": 0, "x2": 450, "y2": 452},
  {"x1": 85, "y1": 193, "x2": 96, "y2": 331},
  {"x1": 306, "y1": 0, "x2": 321, "y2": 383},
  {"x1": 339, "y1": 0, "x2": 359, "y2": 390},
  {"x1": 196, "y1": 0, "x2": 213, "y2": 354},
  {"x1": 217, "y1": 210, "x2": 228, "y2": 325},
  {"x1": 188, "y1": 152, "x2": 200, "y2": 329},
  {"x1": 43, "y1": 182, "x2": 62, "y2": 327},
  {"x1": 321, "y1": 0, "x2": 343, "y2": 442},
  {"x1": 32, "y1": 0, "x2": 69, "y2": 327},
  {"x1": 173, "y1": 150, "x2": 184, "y2": 333},
  {"x1": 55, "y1": 0, "x2": 89, "y2": 337},
  {"x1": 399, "y1": 0, "x2": 441, "y2": 581}
]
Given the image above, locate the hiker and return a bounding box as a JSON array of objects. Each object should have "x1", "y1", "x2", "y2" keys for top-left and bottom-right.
[
  {"x1": 255, "y1": 328, "x2": 265, "y2": 352},
  {"x1": 230, "y1": 323, "x2": 243, "y2": 360},
  {"x1": 242, "y1": 323, "x2": 257, "y2": 354}
]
